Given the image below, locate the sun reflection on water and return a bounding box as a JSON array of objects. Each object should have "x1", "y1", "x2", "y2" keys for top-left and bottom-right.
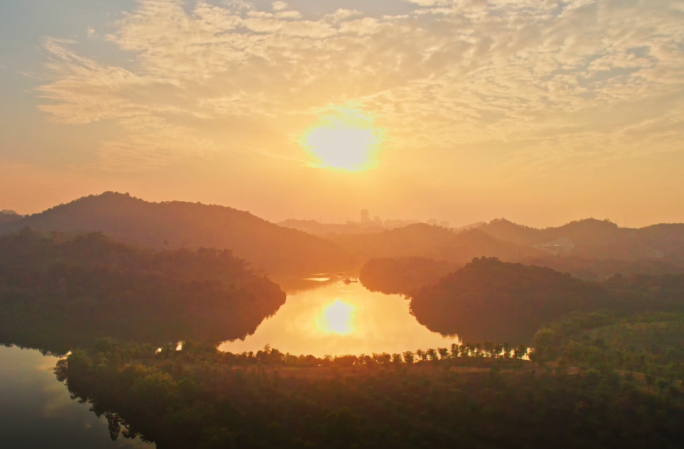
[
  {"x1": 317, "y1": 299, "x2": 355, "y2": 335},
  {"x1": 219, "y1": 280, "x2": 460, "y2": 357}
]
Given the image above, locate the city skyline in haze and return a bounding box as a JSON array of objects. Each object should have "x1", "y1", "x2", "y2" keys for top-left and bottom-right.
[{"x1": 1, "y1": 0, "x2": 684, "y2": 228}]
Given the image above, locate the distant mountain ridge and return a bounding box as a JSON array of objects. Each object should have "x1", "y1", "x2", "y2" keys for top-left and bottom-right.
[
  {"x1": 0, "y1": 192, "x2": 351, "y2": 276},
  {"x1": 4, "y1": 194, "x2": 684, "y2": 275},
  {"x1": 479, "y1": 218, "x2": 684, "y2": 263},
  {"x1": 331, "y1": 224, "x2": 543, "y2": 264},
  {"x1": 0, "y1": 210, "x2": 22, "y2": 225},
  {"x1": 278, "y1": 219, "x2": 386, "y2": 236},
  {"x1": 479, "y1": 218, "x2": 623, "y2": 246},
  {"x1": 329, "y1": 217, "x2": 684, "y2": 276}
]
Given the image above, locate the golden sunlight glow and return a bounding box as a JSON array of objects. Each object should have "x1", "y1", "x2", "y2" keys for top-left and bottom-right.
[
  {"x1": 300, "y1": 108, "x2": 384, "y2": 172},
  {"x1": 317, "y1": 299, "x2": 356, "y2": 335}
]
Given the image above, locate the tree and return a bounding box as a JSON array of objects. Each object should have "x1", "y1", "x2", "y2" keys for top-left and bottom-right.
[
  {"x1": 514, "y1": 344, "x2": 528, "y2": 360},
  {"x1": 392, "y1": 353, "x2": 403, "y2": 366},
  {"x1": 645, "y1": 373, "x2": 655, "y2": 392},
  {"x1": 657, "y1": 379, "x2": 669, "y2": 396},
  {"x1": 325, "y1": 408, "x2": 361, "y2": 447},
  {"x1": 502, "y1": 343, "x2": 512, "y2": 359}
]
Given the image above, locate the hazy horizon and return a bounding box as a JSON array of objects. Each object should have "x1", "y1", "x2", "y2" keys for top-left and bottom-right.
[{"x1": 2, "y1": 190, "x2": 675, "y2": 230}]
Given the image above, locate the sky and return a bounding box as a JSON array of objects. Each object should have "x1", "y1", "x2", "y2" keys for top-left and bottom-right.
[{"x1": 1, "y1": 0, "x2": 683, "y2": 228}]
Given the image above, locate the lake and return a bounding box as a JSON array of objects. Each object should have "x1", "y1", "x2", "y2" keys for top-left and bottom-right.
[
  {"x1": 220, "y1": 277, "x2": 460, "y2": 356},
  {"x1": 0, "y1": 279, "x2": 459, "y2": 448},
  {"x1": 0, "y1": 345, "x2": 151, "y2": 449}
]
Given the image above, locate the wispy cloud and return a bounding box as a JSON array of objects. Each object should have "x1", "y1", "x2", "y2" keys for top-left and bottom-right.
[{"x1": 35, "y1": 0, "x2": 684, "y2": 173}]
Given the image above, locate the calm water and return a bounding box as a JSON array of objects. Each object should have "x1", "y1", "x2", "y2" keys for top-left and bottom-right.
[
  {"x1": 220, "y1": 278, "x2": 460, "y2": 356},
  {"x1": 0, "y1": 345, "x2": 152, "y2": 449},
  {"x1": 0, "y1": 279, "x2": 457, "y2": 447}
]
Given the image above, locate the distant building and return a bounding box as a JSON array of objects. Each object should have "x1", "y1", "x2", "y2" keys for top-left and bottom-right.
[
  {"x1": 534, "y1": 237, "x2": 575, "y2": 256},
  {"x1": 361, "y1": 209, "x2": 370, "y2": 224},
  {"x1": 440, "y1": 221, "x2": 450, "y2": 228},
  {"x1": 427, "y1": 219, "x2": 438, "y2": 226},
  {"x1": 374, "y1": 216, "x2": 383, "y2": 226}
]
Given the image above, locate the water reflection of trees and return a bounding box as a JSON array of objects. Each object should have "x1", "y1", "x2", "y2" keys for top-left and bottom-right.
[
  {"x1": 362, "y1": 256, "x2": 684, "y2": 344},
  {"x1": 0, "y1": 229, "x2": 286, "y2": 353},
  {"x1": 359, "y1": 257, "x2": 461, "y2": 295}
]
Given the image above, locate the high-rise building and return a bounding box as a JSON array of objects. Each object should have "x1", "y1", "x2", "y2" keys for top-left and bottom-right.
[
  {"x1": 361, "y1": 209, "x2": 370, "y2": 223},
  {"x1": 427, "y1": 218, "x2": 438, "y2": 226},
  {"x1": 441, "y1": 221, "x2": 450, "y2": 228}
]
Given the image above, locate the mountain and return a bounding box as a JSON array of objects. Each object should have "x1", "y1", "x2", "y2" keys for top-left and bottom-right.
[
  {"x1": 436, "y1": 228, "x2": 541, "y2": 261},
  {"x1": 332, "y1": 223, "x2": 456, "y2": 260},
  {"x1": 479, "y1": 218, "x2": 684, "y2": 263},
  {"x1": 479, "y1": 218, "x2": 625, "y2": 246},
  {"x1": 0, "y1": 229, "x2": 286, "y2": 351},
  {"x1": 409, "y1": 257, "x2": 610, "y2": 343},
  {"x1": 0, "y1": 210, "x2": 22, "y2": 224},
  {"x1": 278, "y1": 219, "x2": 385, "y2": 236},
  {"x1": 0, "y1": 192, "x2": 351, "y2": 276},
  {"x1": 639, "y1": 223, "x2": 684, "y2": 260},
  {"x1": 332, "y1": 224, "x2": 542, "y2": 265}
]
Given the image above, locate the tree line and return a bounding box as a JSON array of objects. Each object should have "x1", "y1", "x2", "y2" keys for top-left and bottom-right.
[
  {"x1": 56, "y1": 338, "x2": 684, "y2": 449},
  {"x1": 0, "y1": 228, "x2": 286, "y2": 352},
  {"x1": 361, "y1": 256, "x2": 684, "y2": 344}
]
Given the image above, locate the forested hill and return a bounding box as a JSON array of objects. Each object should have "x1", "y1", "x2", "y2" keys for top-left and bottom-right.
[
  {"x1": 479, "y1": 218, "x2": 621, "y2": 246},
  {"x1": 332, "y1": 225, "x2": 541, "y2": 265},
  {"x1": 0, "y1": 210, "x2": 22, "y2": 224},
  {"x1": 410, "y1": 258, "x2": 610, "y2": 343},
  {"x1": 0, "y1": 229, "x2": 286, "y2": 352},
  {"x1": 479, "y1": 218, "x2": 684, "y2": 262},
  {"x1": 0, "y1": 192, "x2": 351, "y2": 275}
]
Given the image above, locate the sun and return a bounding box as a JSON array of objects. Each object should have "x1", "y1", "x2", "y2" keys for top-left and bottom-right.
[{"x1": 300, "y1": 108, "x2": 384, "y2": 172}]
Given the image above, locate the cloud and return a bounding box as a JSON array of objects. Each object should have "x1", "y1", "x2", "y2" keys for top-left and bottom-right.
[
  {"x1": 272, "y1": 1, "x2": 289, "y2": 12},
  {"x1": 35, "y1": 0, "x2": 684, "y2": 174}
]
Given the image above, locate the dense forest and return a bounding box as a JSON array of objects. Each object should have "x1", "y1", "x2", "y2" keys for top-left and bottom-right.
[
  {"x1": 533, "y1": 311, "x2": 684, "y2": 378},
  {"x1": 409, "y1": 258, "x2": 611, "y2": 343},
  {"x1": 0, "y1": 228, "x2": 285, "y2": 352},
  {"x1": 55, "y1": 339, "x2": 684, "y2": 449},
  {"x1": 359, "y1": 256, "x2": 684, "y2": 343},
  {"x1": 0, "y1": 193, "x2": 351, "y2": 276}
]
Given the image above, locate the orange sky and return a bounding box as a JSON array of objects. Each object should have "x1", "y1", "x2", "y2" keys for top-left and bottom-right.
[{"x1": 1, "y1": 0, "x2": 684, "y2": 228}]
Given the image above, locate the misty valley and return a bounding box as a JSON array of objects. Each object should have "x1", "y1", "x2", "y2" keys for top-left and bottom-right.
[{"x1": 1, "y1": 194, "x2": 684, "y2": 448}]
